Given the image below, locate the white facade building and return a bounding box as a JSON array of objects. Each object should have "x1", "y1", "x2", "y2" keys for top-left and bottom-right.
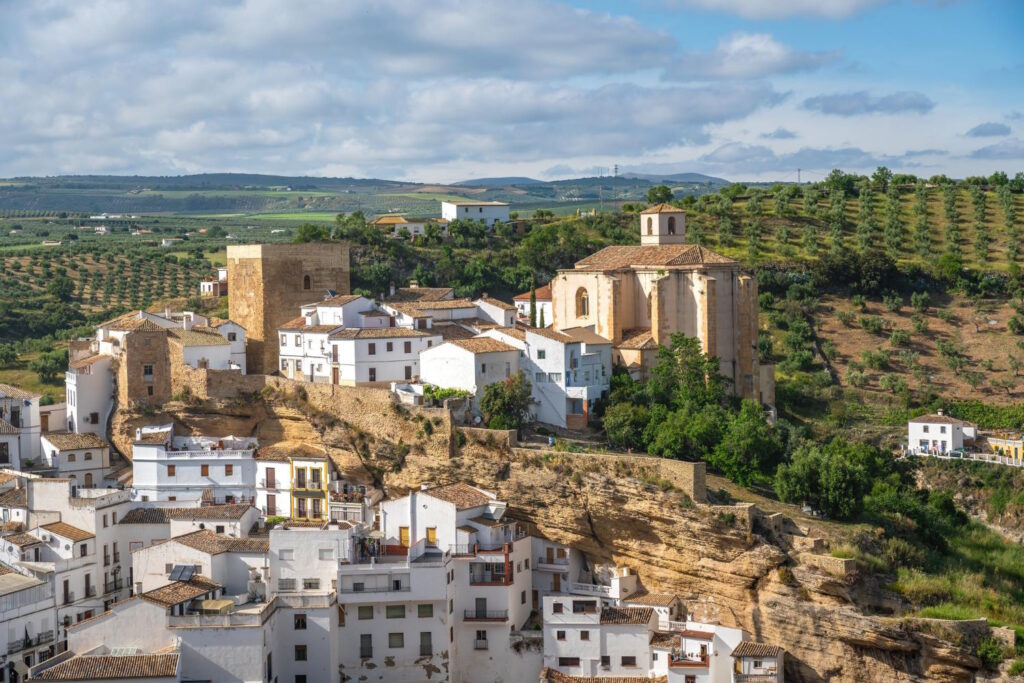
[
  {"x1": 65, "y1": 354, "x2": 113, "y2": 437},
  {"x1": 419, "y1": 338, "x2": 520, "y2": 414},
  {"x1": 39, "y1": 433, "x2": 111, "y2": 489},
  {"x1": 513, "y1": 282, "x2": 553, "y2": 327},
  {"x1": 0, "y1": 383, "x2": 42, "y2": 463},
  {"x1": 441, "y1": 201, "x2": 510, "y2": 227},
  {"x1": 907, "y1": 412, "x2": 977, "y2": 454},
  {"x1": 0, "y1": 570, "x2": 58, "y2": 677},
  {"x1": 131, "y1": 426, "x2": 258, "y2": 505}
]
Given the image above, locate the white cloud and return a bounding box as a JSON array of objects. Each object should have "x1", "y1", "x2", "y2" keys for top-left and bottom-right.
[
  {"x1": 965, "y1": 122, "x2": 1011, "y2": 138},
  {"x1": 666, "y1": 33, "x2": 838, "y2": 80},
  {"x1": 663, "y1": 0, "x2": 888, "y2": 19},
  {"x1": 803, "y1": 91, "x2": 935, "y2": 116}
]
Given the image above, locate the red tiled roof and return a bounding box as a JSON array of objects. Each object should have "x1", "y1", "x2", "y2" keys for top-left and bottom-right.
[
  {"x1": 573, "y1": 244, "x2": 735, "y2": 271},
  {"x1": 600, "y1": 606, "x2": 654, "y2": 625},
  {"x1": 41, "y1": 522, "x2": 94, "y2": 542},
  {"x1": 513, "y1": 283, "x2": 552, "y2": 302},
  {"x1": 33, "y1": 653, "x2": 180, "y2": 680},
  {"x1": 422, "y1": 483, "x2": 494, "y2": 510},
  {"x1": 732, "y1": 641, "x2": 785, "y2": 658},
  {"x1": 141, "y1": 576, "x2": 222, "y2": 607}
]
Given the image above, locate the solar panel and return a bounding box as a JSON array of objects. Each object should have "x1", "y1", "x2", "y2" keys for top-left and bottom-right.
[
  {"x1": 169, "y1": 565, "x2": 185, "y2": 581},
  {"x1": 110, "y1": 647, "x2": 140, "y2": 656},
  {"x1": 180, "y1": 565, "x2": 195, "y2": 581}
]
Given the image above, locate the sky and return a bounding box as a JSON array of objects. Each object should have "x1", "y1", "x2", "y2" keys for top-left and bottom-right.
[{"x1": 0, "y1": 0, "x2": 1021, "y2": 183}]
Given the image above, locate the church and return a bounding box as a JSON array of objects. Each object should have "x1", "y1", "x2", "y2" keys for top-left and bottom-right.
[{"x1": 550, "y1": 203, "x2": 774, "y2": 407}]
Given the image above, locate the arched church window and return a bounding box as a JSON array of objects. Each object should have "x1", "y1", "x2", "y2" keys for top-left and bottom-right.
[
  {"x1": 668, "y1": 216, "x2": 676, "y2": 235},
  {"x1": 575, "y1": 288, "x2": 589, "y2": 318}
]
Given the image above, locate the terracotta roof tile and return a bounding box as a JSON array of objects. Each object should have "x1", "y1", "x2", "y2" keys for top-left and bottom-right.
[
  {"x1": 626, "y1": 589, "x2": 679, "y2": 607},
  {"x1": 435, "y1": 324, "x2": 479, "y2": 341},
  {"x1": 41, "y1": 522, "x2": 94, "y2": 542},
  {"x1": 476, "y1": 296, "x2": 517, "y2": 311},
  {"x1": 168, "y1": 328, "x2": 230, "y2": 347},
  {"x1": 561, "y1": 327, "x2": 612, "y2": 346},
  {"x1": 527, "y1": 327, "x2": 576, "y2": 343},
  {"x1": 0, "y1": 487, "x2": 27, "y2": 507},
  {"x1": 445, "y1": 338, "x2": 518, "y2": 354},
  {"x1": 329, "y1": 328, "x2": 432, "y2": 340},
  {"x1": 4, "y1": 532, "x2": 41, "y2": 547},
  {"x1": 572, "y1": 244, "x2": 735, "y2": 271},
  {"x1": 641, "y1": 203, "x2": 685, "y2": 214},
  {"x1": 141, "y1": 576, "x2": 222, "y2": 607},
  {"x1": 909, "y1": 413, "x2": 973, "y2": 426},
  {"x1": 618, "y1": 328, "x2": 657, "y2": 351},
  {"x1": 513, "y1": 283, "x2": 552, "y2": 302},
  {"x1": 169, "y1": 529, "x2": 269, "y2": 555},
  {"x1": 0, "y1": 383, "x2": 41, "y2": 399},
  {"x1": 370, "y1": 214, "x2": 409, "y2": 225},
  {"x1": 42, "y1": 432, "x2": 109, "y2": 451},
  {"x1": 422, "y1": 483, "x2": 494, "y2": 510},
  {"x1": 731, "y1": 641, "x2": 785, "y2": 658},
  {"x1": 411, "y1": 298, "x2": 478, "y2": 310},
  {"x1": 279, "y1": 316, "x2": 311, "y2": 331},
  {"x1": 255, "y1": 442, "x2": 327, "y2": 462},
  {"x1": 320, "y1": 294, "x2": 363, "y2": 306},
  {"x1": 119, "y1": 504, "x2": 255, "y2": 524},
  {"x1": 33, "y1": 653, "x2": 180, "y2": 680},
  {"x1": 540, "y1": 668, "x2": 666, "y2": 683},
  {"x1": 388, "y1": 287, "x2": 454, "y2": 303},
  {"x1": 600, "y1": 606, "x2": 654, "y2": 625},
  {"x1": 650, "y1": 631, "x2": 676, "y2": 648},
  {"x1": 68, "y1": 354, "x2": 108, "y2": 370}
]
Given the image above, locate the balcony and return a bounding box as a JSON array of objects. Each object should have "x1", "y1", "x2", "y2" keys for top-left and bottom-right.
[
  {"x1": 258, "y1": 478, "x2": 279, "y2": 490},
  {"x1": 104, "y1": 578, "x2": 123, "y2": 594},
  {"x1": 536, "y1": 556, "x2": 568, "y2": 572},
  {"x1": 463, "y1": 610, "x2": 508, "y2": 622},
  {"x1": 469, "y1": 572, "x2": 512, "y2": 587},
  {"x1": 113, "y1": 552, "x2": 120, "y2": 563},
  {"x1": 735, "y1": 675, "x2": 779, "y2": 683},
  {"x1": 338, "y1": 583, "x2": 410, "y2": 594},
  {"x1": 669, "y1": 654, "x2": 709, "y2": 669},
  {"x1": 84, "y1": 585, "x2": 96, "y2": 598},
  {"x1": 7, "y1": 630, "x2": 55, "y2": 654},
  {"x1": 568, "y1": 582, "x2": 612, "y2": 597},
  {"x1": 474, "y1": 639, "x2": 489, "y2": 650},
  {"x1": 292, "y1": 479, "x2": 323, "y2": 491},
  {"x1": 63, "y1": 592, "x2": 75, "y2": 605},
  {"x1": 103, "y1": 556, "x2": 110, "y2": 567}
]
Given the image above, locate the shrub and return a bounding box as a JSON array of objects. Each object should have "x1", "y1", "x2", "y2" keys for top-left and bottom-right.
[
  {"x1": 882, "y1": 293, "x2": 902, "y2": 312},
  {"x1": 860, "y1": 316, "x2": 886, "y2": 335},
  {"x1": 846, "y1": 369, "x2": 868, "y2": 387},
  {"x1": 936, "y1": 308, "x2": 955, "y2": 323},
  {"x1": 820, "y1": 340, "x2": 838, "y2": 360},
  {"x1": 1009, "y1": 315, "x2": 1024, "y2": 335},
  {"x1": 852, "y1": 294, "x2": 867, "y2": 311},
  {"x1": 1009, "y1": 659, "x2": 1024, "y2": 676},
  {"x1": 889, "y1": 330, "x2": 911, "y2": 347},
  {"x1": 781, "y1": 349, "x2": 815, "y2": 372},
  {"x1": 976, "y1": 636, "x2": 1006, "y2": 669},
  {"x1": 861, "y1": 349, "x2": 890, "y2": 370},
  {"x1": 758, "y1": 292, "x2": 775, "y2": 310},
  {"x1": 910, "y1": 291, "x2": 931, "y2": 313},
  {"x1": 879, "y1": 374, "x2": 907, "y2": 394},
  {"x1": 836, "y1": 310, "x2": 855, "y2": 326},
  {"x1": 911, "y1": 314, "x2": 929, "y2": 334}
]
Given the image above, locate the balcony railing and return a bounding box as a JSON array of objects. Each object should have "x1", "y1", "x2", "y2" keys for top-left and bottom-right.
[
  {"x1": 473, "y1": 639, "x2": 489, "y2": 650},
  {"x1": 7, "y1": 630, "x2": 54, "y2": 654},
  {"x1": 568, "y1": 581, "x2": 612, "y2": 596},
  {"x1": 469, "y1": 573, "x2": 512, "y2": 586},
  {"x1": 338, "y1": 584, "x2": 410, "y2": 594},
  {"x1": 536, "y1": 556, "x2": 568, "y2": 569},
  {"x1": 259, "y1": 478, "x2": 279, "y2": 490},
  {"x1": 104, "y1": 578, "x2": 123, "y2": 594},
  {"x1": 112, "y1": 552, "x2": 120, "y2": 563},
  {"x1": 103, "y1": 556, "x2": 110, "y2": 567},
  {"x1": 464, "y1": 610, "x2": 508, "y2": 622},
  {"x1": 84, "y1": 585, "x2": 96, "y2": 598},
  {"x1": 63, "y1": 592, "x2": 75, "y2": 605}
]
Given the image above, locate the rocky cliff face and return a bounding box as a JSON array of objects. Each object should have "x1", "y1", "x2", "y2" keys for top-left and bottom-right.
[{"x1": 112, "y1": 389, "x2": 986, "y2": 682}]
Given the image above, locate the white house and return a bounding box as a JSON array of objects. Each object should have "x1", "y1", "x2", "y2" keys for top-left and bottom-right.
[
  {"x1": 168, "y1": 328, "x2": 237, "y2": 371},
  {"x1": 131, "y1": 426, "x2": 258, "y2": 504},
  {"x1": 0, "y1": 569, "x2": 58, "y2": 675},
  {"x1": 481, "y1": 327, "x2": 612, "y2": 430},
  {"x1": 907, "y1": 411, "x2": 977, "y2": 455},
  {"x1": 419, "y1": 338, "x2": 521, "y2": 414},
  {"x1": 441, "y1": 201, "x2": 510, "y2": 227},
  {"x1": 254, "y1": 443, "x2": 333, "y2": 521},
  {"x1": 0, "y1": 383, "x2": 42, "y2": 463},
  {"x1": 542, "y1": 597, "x2": 657, "y2": 677},
  {"x1": 65, "y1": 353, "x2": 113, "y2": 437},
  {"x1": 328, "y1": 328, "x2": 441, "y2": 385},
  {"x1": 207, "y1": 319, "x2": 247, "y2": 373},
  {"x1": 370, "y1": 214, "x2": 449, "y2": 238},
  {"x1": 513, "y1": 282, "x2": 553, "y2": 327},
  {"x1": 731, "y1": 641, "x2": 785, "y2": 683},
  {"x1": 40, "y1": 432, "x2": 111, "y2": 489}
]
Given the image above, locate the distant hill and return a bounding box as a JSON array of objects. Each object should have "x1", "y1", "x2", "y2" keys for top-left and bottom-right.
[
  {"x1": 620, "y1": 171, "x2": 731, "y2": 185},
  {"x1": 453, "y1": 177, "x2": 545, "y2": 187}
]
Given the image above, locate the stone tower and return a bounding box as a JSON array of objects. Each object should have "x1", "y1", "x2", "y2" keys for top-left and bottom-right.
[
  {"x1": 227, "y1": 242, "x2": 351, "y2": 374},
  {"x1": 640, "y1": 203, "x2": 686, "y2": 246}
]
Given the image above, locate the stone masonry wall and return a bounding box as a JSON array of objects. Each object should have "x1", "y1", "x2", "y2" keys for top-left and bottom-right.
[
  {"x1": 227, "y1": 242, "x2": 351, "y2": 374},
  {"x1": 117, "y1": 329, "x2": 171, "y2": 407}
]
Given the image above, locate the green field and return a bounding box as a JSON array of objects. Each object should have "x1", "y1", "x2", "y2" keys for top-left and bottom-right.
[{"x1": 248, "y1": 212, "x2": 339, "y2": 222}]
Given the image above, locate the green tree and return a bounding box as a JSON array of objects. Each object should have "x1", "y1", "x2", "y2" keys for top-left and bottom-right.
[
  {"x1": 46, "y1": 274, "x2": 75, "y2": 301},
  {"x1": 0, "y1": 344, "x2": 16, "y2": 367},
  {"x1": 912, "y1": 181, "x2": 931, "y2": 258},
  {"x1": 647, "y1": 333, "x2": 728, "y2": 408},
  {"x1": 647, "y1": 185, "x2": 674, "y2": 205},
  {"x1": 479, "y1": 371, "x2": 532, "y2": 431},
  {"x1": 29, "y1": 349, "x2": 68, "y2": 383},
  {"x1": 293, "y1": 223, "x2": 330, "y2": 243},
  {"x1": 884, "y1": 186, "x2": 903, "y2": 259},
  {"x1": 647, "y1": 402, "x2": 729, "y2": 461},
  {"x1": 529, "y1": 283, "x2": 537, "y2": 328},
  {"x1": 871, "y1": 166, "x2": 893, "y2": 193},
  {"x1": 709, "y1": 401, "x2": 782, "y2": 486},
  {"x1": 855, "y1": 180, "x2": 876, "y2": 253},
  {"x1": 603, "y1": 402, "x2": 650, "y2": 450}
]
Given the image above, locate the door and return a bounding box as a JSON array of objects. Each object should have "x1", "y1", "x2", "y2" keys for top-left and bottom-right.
[
  {"x1": 399, "y1": 526, "x2": 410, "y2": 547},
  {"x1": 41, "y1": 413, "x2": 49, "y2": 432},
  {"x1": 553, "y1": 573, "x2": 561, "y2": 592},
  {"x1": 332, "y1": 367, "x2": 339, "y2": 384},
  {"x1": 84, "y1": 473, "x2": 93, "y2": 488},
  {"x1": 266, "y1": 494, "x2": 276, "y2": 517},
  {"x1": 426, "y1": 527, "x2": 437, "y2": 547},
  {"x1": 474, "y1": 597, "x2": 486, "y2": 618},
  {"x1": 546, "y1": 547, "x2": 554, "y2": 564},
  {"x1": 266, "y1": 469, "x2": 275, "y2": 490}
]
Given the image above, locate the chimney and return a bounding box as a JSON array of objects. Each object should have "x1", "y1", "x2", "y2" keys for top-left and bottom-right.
[
  {"x1": 409, "y1": 280, "x2": 419, "y2": 289},
  {"x1": 937, "y1": 409, "x2": 944, "y2": 416},
  {"x1": 389, "y1": 283, "x2": 396, "y2": 297},
  {"x1": 135, "y1": 428, "x2": 142, "y2": 441}
]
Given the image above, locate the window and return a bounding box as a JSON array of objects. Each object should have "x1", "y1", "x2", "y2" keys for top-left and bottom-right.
[
  {"x1": 580, "y1": 630, "x2": 589, "y2": 641},
  {"x1": 923, "y1": 425, "x2": 930, "y2": 433},
  {"x1": 143, "y1": 364, "x2": 154, "y2": 378},
  {"x1": 537, "y1": 349, "x2": 545, "y2": 360},
  {"x1": 90, "y1": 412, "x2": 98, "y2": 424},
  {"x1": 80, "y1": 543, "x2": 88, "y2": 557},
  {"x1": 575, "y1": 288, "x2": 589, "y2": 317},
  {"x1": 388, "y1": 632, "x2": 404, "y2": 648},
  {"x1": 294, "y1": 614, "x2": 307, "y2": 630},
  {"x1": 225, "y1": 464, "x2": 233, "y2": 476},
  {"x1": 621, "y1": 656, "x2": 637, "y2": 667},
  {"x1": 68, "y1": 453, "x2": 76, "y2": 462},
  {"x1": 369, "y1": 367, "x2": 376, "y2": 382},
  {"x1": 558, "y1": 657, "x2": 580, "y2": 667},
  {"x1": 420, "y1": 631, "x2": 432, "y2": 656},
  {"x1": 167, "y1": 464, "x2": 175, "y2": 476},
  {"x1": 534, "y1": 372, "x2": 545, "y2": 383},
  {"x1": 449, "y1": 600, "x2": 453, "y2": 614},
  {"x1": 668, "y1": 216, "x2": 676, "y2": 235},
  {"x1": 480, "y1": 363, "x2": 487, "y2": 373},
  {"x1": 386, "y1": 341, "x2": 393, "y2": 352},
  {"x1": 386, "y1": 605, "x2": 405, "y2": 619},
  {"x1": 404, "y1": 366, "x2": 412, "y2": 380},
  {"x1": 112, "y1": 512, "x2": 117, "y2": 524},
  {"x1": 279, "y1": 549, "x2": 294, "y2": 560},
  {"x1": 296, "y1": 677, "x2": 306, "y2": 683},
  {"x1": 102, "y1": 515, "x2": 108, "y2": 528},
  {"x1": 940, "y1": 426, "x2": 947, "y2": 434},
  {"x1": 521, "y1": 590, "x2": 526, "y2": 604},
  {"x1": 418, "y1": 604, "x2": 433, "y2": 618},
  {"x1": 147, "y1": 386, "x2": 153, "y2": 396},
  {"x1": 294, "y1": 645, "x2": 307, "y2": 661},
  {"x1": 685, "y1": 677, "x2": 696, "y2": 683},
  {"x1": 556, "y1": 630, "x2": 566, "y2": 641},
  {"x1": 294, "y1": 334, "x2": 301, "y2": 345},
  {"x1": 358, "y1": 606, "x2": 373, "y2": 620},
  {"x1": 318, "y1": 548, "x2": 334, "y2": 561},
  {"x1": 281, "y1": 359, "x2": 288, "y2": 371},
  {"x1": 646, "y1": 216, "x2": 653, "y2": 234},
  {"x1": 84, "y1": 452, "x2": 93, "y2": 461},
  {"x1": 303, "y1": 275, "x2": 311, "y2": 290},
  {"x1": 360, "y1": 633, "x2": 373, "y2": 658},
  {"x1": 302, "y1": 578, "x2": 320, "y2": 590},
  {"x1": 404, "y1": 341, "x2": 412, "y2": 353},
  {"x1": 368, "y1": 343, "x2": 376, "y2": 355},
  {"x1": 552, "y1": 603, "x2": 563, "y2": 614},
  {"x1": 601, "y1": 656, "x2": 610, "y2": 669},
  {"x1": 201, "y1": 464, "x2": 209, "y2": 477}
]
